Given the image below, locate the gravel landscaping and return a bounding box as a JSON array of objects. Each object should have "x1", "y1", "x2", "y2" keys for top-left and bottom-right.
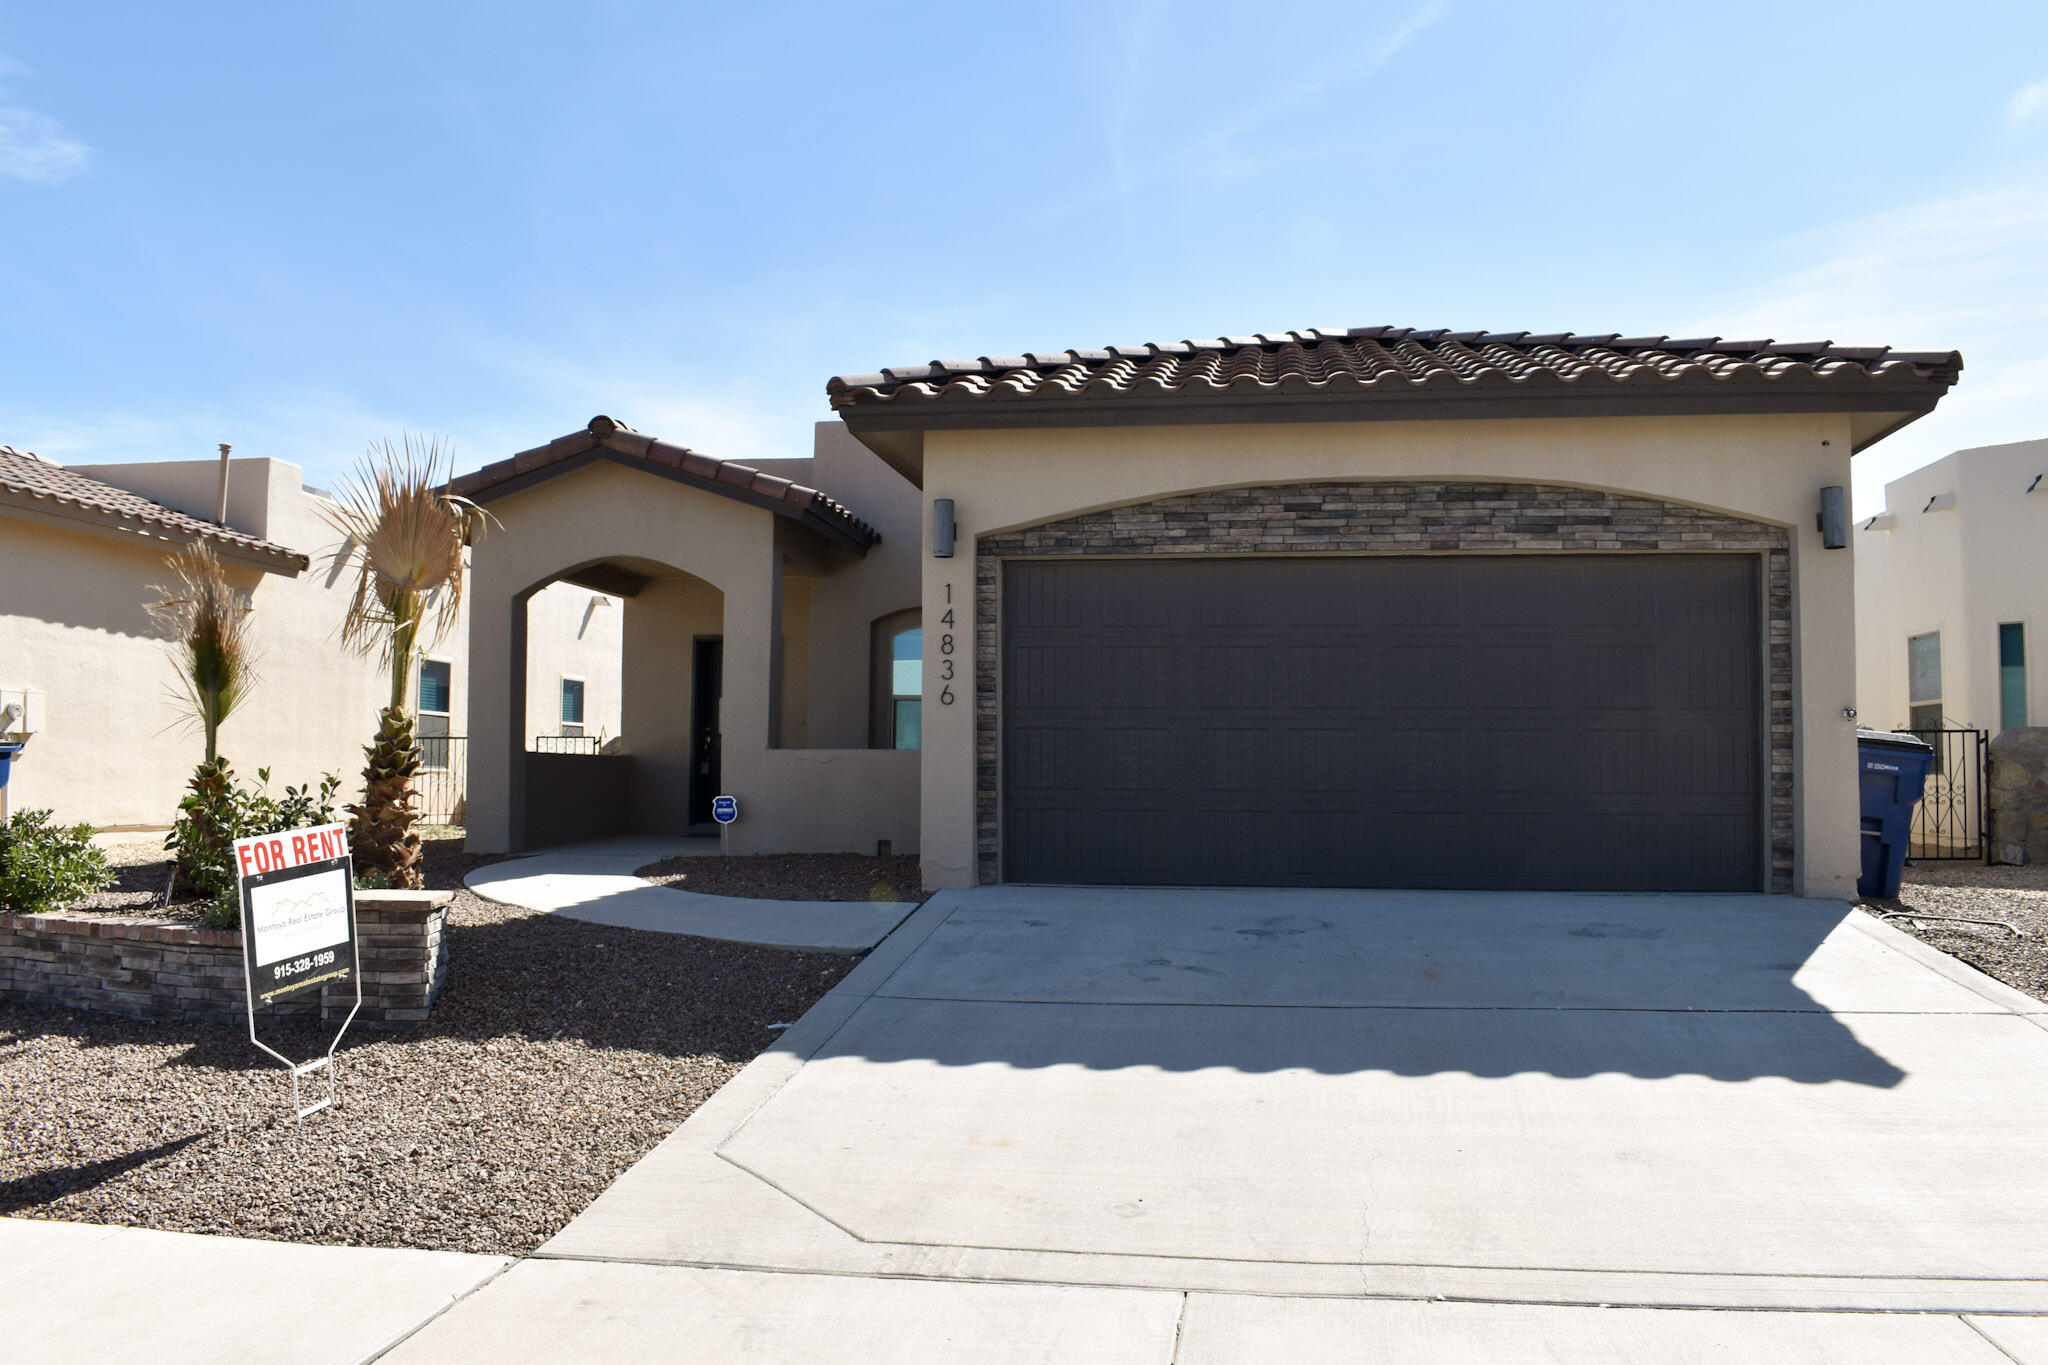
[
  {"x1": 2, "y1": 833, "x2": 857, "y2": 1254},
  {"x1": 639, "y1": 850, "x2": 928, "y2": 904},
  {"x1": 1864, "y1": 862, "x2": 2048, "y2": 1004}
]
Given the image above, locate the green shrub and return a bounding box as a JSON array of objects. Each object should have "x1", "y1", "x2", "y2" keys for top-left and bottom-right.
[
  {"x1": 167, "y1": 765, "x2": 341, "y2": 928},
  {"x1": 0, "y1": 809, "x2": 115, "y2": 915}
]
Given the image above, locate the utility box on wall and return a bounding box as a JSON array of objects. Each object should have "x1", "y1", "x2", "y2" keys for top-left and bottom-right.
[{"x1": 0, "y1": 689, "x2": 44, "y2": 738}]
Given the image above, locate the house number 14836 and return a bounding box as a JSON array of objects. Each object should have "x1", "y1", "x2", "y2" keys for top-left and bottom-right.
[{"x1": 937, "y1": 583, "x2": 955, "y2": 705}]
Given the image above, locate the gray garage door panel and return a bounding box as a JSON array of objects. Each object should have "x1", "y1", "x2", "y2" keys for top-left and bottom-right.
[{"x1": 1001, "y1": 556, "x2": 1762, "y2": 891}]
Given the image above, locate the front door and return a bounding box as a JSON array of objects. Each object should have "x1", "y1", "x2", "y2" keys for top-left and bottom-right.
[{"x1": 689, "y1": 636, "x2": 723, "y2": 827}]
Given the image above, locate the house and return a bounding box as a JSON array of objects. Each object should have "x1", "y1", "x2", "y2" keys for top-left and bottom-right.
[
  {"x1": 461, "y1": 327, "x2": 1960, "y2": 899},
  {"x1": 0, "y1": 443, "x2": 624, "y2": 830},
  {"x1": 1854, "y1": 436, "x2": 2046, "y2": 737}
]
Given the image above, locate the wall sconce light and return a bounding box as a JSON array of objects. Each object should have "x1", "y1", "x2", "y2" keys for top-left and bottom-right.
[
  {"x1": 932, "y1": 498, "x2": 956, "y2": 558},
  {"x1": 1817, "y1": 485, "x2": 1847, "y2": 549}
]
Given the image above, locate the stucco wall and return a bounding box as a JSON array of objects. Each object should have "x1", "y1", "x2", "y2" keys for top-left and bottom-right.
[
  {"x1": 752, "y1": 423, "x2": 923, "y2": 748},
  {"x1": 1856, "y1": 438, "x2": 2048, "y2": 735},
  {"x1": 620, "y1": 572, "x2": 723, "y2": 832},
  {"x1": 5, "y1": 457, "x2": 469, "y2": 829},
  {"x1": 523, "y1": 579, "x2": 624, "y2": 744},
  {"x1": 914, "y1": 412, "x2": 1861, "y2": 900}
]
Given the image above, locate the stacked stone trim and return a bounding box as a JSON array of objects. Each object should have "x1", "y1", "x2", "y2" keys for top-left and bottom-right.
[
  {"x1": 0, "y1": 890, "x2": 452, "y2": 1027},
  {"x1": 1989, "y1": 728, "x2": 2048, "y2": 866},
  {"x1": 975, "y1": 480, "x2": 1794, "y2": 892}
]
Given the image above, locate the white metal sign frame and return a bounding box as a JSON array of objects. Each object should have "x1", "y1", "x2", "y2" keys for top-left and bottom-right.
[{"x1": 232, "y1": 823, "x2": 362, "y2": 1122}]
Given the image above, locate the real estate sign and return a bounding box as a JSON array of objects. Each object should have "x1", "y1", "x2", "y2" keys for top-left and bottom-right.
[{"x1": 232, "y1": 822, "x2": 357, "y2": 1007}]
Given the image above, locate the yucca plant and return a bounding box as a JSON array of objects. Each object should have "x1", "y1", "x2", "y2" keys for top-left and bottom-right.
[
  {"x1": 147, "y1": 543, "x2": 257, "y2": 901},
  {"x1": 323, "y1": 435, "x2": 489, "y2": 887}
]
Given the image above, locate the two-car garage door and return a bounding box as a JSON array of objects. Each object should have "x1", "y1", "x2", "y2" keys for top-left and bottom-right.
[{"x1": 1001, "y1": 555, "x2": 1762, "y2": 892}]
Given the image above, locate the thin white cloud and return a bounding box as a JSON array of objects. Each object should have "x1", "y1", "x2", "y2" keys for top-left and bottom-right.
[
  {"x1": 1705, "y1": 180, "x2": 2048, "y2": 513},
  {"x1": 0, "y1": 104, "x2": 90, "y2": 183},
  {"x1": 2010, "y1": 79, "x2": 2048, "y2": 126}
]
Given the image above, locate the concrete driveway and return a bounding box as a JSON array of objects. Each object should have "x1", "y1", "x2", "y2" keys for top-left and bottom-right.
[{"x1": 403, "y1": 885, "x2": 2048, "y2": 1358}]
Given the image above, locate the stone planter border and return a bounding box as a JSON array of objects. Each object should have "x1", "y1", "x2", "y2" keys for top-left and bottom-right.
[{"x1": 0, "y1": 890, "x2": 452, "y2": 1027}]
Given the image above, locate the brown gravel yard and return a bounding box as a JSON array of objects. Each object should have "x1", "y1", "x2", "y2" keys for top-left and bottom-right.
[
  {"x1": 640, "y1": 850, "x2": 929, "y2": 904},
  {"x1": 2, "y1": 834, "x2": 856, "y2": 1254},
  {"x1": 1864, "y1": 861, "x2": 2048, "y2": 1004}
]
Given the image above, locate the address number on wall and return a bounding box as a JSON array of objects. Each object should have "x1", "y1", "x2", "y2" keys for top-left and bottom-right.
[{"x1": 937, "y1": 583, "x2": 956, "y2": 705}]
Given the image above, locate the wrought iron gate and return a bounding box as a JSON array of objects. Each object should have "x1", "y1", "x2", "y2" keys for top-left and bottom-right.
[
  {"x1": 1899, "y1": 728, "x2": 1988, "y2": 861},
  {"x1": 416, "y1": 735, "x2": 467, "y2": 826}
]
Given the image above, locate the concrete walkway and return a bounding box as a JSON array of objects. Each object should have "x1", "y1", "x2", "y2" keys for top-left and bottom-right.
[
  {"x1": 0, "y1": 1218, "x2": 505, "y2": 1365},
  {"x1": 10, "y1": 1217, "x2": 2046, "y2": 1362},
  {"x1": 463, "y1": 835, "x2": 914, "y2": 952}
]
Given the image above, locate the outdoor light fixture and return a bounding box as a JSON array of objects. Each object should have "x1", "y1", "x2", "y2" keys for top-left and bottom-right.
[
  {"x1": 1818, "y1": 485, "x2": 1847, "y2": 549},
  {"x1": 932, "y1": 498, "x2": 956, "y2": 557}
]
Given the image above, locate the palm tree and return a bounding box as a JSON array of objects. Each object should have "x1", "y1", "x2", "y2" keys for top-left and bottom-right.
[
  {"x1": 147, "y1": 542, "x2": 257, "y2": 899},
  {"x1": 322, "y1": 435, "x2": 488, "y2": 887}
]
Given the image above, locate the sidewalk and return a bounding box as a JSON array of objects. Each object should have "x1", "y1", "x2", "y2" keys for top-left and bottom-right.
[
  {"x1": 1, "y1": 1218, "x2": 504, "y2": 1365},
  {"x1": 6, "y1": 1217, "x2": 2043, "y2": 1364},
  {"x1": 463, "y1": 835, "x2": 913, "y2": 952}
]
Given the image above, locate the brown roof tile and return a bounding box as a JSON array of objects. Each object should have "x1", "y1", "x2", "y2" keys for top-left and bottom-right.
[
  {"x1": 828, "y1": 326, "x2": 1962, "y2": 416},
  {"x1": 447, "y1": 417, "x2": 879, "y2": 553},
  {"x1": 0, "y1": 445, "x2": 308, "y2": 571}
]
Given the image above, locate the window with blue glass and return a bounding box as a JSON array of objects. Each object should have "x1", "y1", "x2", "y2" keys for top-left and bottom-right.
[
  {"x1": 418, "y1": 659, "x2": 452, "y2": 715},
  {"x1": 560, "y1": 677, "x2": 585, "y2": 729},
  {"x1": 2000, "y1": 623, "x2": 2027, "y2": 732},
  {"x1": 891, "y1": 627, "x2": 922, "y2": 750}
]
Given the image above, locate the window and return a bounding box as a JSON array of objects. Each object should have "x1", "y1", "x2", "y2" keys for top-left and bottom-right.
[
  {"x1": 871, "y1": 610, "x2": 922, "y2": 749},
  {"x1": 416, "y1": 658, "x2": 452, "y2": 752},
  {"x1": 891, "y1": 627, "x2": 922, "y2": 750},
  {"x1": 419, "y1": 659, "x2": 452, "y2": 715},
  {"x1": 2001, "y1": 624, "x2": 2028, "y2": 732},
  {"x1": 560, "y1": 677, "x2": 585, "y2": 736},
  {"x1": 1908, "y1": 632, "x2": 1942, "y2": 732}
]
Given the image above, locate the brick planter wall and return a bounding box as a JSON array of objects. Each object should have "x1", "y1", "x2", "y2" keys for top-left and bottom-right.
[
  {"x1": 975, "y1": 480, "x2": 1794, "y2": 891},
  {"x1": 0, "y1": 890, "x2": 452, "y2": 1027}
]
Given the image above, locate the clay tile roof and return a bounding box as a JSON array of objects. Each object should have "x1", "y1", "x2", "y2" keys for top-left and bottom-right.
[
  {"x1": 447, "y1": 416, "x2": 879, "y2": 554},
  {"x1": 0, "y1": 445, "x2": 308, "y2": 572},
  {"x1": 827, "y1": 327, "x2": 1964, "y2": 434}
]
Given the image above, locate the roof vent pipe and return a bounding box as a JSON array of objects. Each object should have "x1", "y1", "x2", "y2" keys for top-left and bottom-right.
[{"x1": 213, "y1": 443, "x2": 232, "y2": 526}]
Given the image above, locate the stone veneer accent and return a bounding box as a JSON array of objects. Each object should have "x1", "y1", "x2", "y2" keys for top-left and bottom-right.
[
  {"x1": 975, "y1": 481, "x2": 1794, "y2": 892},
  {"x1": 1989, "y1": 728, "x2": 2048, "y2": 866},
  {"x1": 0, "y1": 890, "x2": 452, "y2": 1027}
]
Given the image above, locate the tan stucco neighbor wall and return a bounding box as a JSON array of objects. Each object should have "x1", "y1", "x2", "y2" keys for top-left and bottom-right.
[
  {"x1": 1855, "y1": 438, "x2": 2048, "y2": 735},
  {"x1": 914, "y1": 413, "x2": 1861, "y2": 900},
  {"x1": 523, "y1": 579, "x2": 624, "y2": 744},
  {"x1": 4, "y1": 457, "x2": 468, "y2": 829}
]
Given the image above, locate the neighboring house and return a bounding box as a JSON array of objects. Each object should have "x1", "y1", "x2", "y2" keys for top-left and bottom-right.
[
  {"x1": 462, "y1": 326, "x2": 1959, "y2": 902},
  {"x1": 1854, "y1": 437, "x2": 2047, "y2": 737},
  {"x1": 523, "y1": 581, "x2": 625, "y2": 747},
  {"x1": 0, "y1": 447, "x2": 470, "y2": 828}
]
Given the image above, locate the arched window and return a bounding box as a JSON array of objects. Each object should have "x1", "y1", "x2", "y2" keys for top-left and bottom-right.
[{"x1": 871, "y1": 610, "x2": 921, "y2": 749}]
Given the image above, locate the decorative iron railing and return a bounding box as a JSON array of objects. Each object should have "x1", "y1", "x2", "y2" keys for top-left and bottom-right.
[
  {"x1": 531, "y1": 734, "x2": 603, "y2": 755},
  {"x1": 415, "y1": 735, "x2": 467, "y2": 826}
]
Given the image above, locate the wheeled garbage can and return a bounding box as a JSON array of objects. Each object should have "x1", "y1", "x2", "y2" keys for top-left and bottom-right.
[{"x1": 1857, "y1": 729, "x2": 1936, "y2": 899}]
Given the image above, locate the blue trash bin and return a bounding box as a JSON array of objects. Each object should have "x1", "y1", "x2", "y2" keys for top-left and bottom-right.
[{"x1": 1857, "y1": 729, "x2": 1936, "y2": 899}]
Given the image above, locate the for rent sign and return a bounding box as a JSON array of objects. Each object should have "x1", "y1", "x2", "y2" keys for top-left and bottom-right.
[{"x1": 233, "y1": 822, "x2": 358, "y2": 1007}]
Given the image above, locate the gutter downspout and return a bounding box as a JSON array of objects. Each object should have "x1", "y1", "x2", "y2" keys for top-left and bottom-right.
[{"x1": 214, "y1": 443, "x2": 232, "y2": 525}]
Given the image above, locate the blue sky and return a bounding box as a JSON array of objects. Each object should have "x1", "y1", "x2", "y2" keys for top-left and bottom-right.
[{"x1": 3, "y1": 2, "x2": 2044, "y2": 512}]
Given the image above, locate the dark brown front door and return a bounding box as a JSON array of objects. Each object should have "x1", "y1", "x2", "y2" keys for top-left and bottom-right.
[
  {"x1": 1001, "y1": 555, "x2": 1762, "y2": 891},
  {"x1": 688, "y1": 636, "x2": 723, "y2": 827}
]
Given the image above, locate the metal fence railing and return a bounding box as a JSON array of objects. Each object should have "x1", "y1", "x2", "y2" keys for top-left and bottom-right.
[
  {"x1": 416, "y1": 735, "x2": 467, "y2": 826},
  {"x1": 1898, "y1": 727, "x2": 1988, "y2": 862},
  {"x1": 531, "y1": 734, "x2": 603, "y2": 755}
]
